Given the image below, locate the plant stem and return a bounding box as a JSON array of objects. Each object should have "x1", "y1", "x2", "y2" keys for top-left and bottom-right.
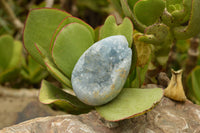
[
  {"x1": 0, "y1": 0, "x2": 24, "y2": 30},
  {"x1": 185, "y1": 37, "x2": 199, "y2": 75},
  {"x1": 166, "y1": 39, "x2": 177, "y2": 74}
]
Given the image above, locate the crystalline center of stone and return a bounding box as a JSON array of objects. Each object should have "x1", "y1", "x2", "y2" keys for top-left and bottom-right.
[{"x1": 71, "y1": 35, "x2": 132, "y2": 106}]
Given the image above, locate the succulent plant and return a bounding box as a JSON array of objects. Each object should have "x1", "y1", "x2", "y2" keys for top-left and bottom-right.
[
  {"x1": 23, "y1": 8, "x2": 163, "y2": 121},
  {"x1": 0, "y1": 35, "x2": 23, "y2": 83},
  {"x1": 111, "y1": 0, "x2": 200, "y2": 66}
]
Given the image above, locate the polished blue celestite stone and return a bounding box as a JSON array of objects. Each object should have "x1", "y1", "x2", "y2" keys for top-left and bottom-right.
[{"x1": 71, "y1": 35, "x2": 132, "y2": 106}]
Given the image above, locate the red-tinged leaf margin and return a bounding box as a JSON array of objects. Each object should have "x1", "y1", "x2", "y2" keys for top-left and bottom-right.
[
  {"x1": 23, "y1": 8, "x2": 71, "y2": 67},
  {"x1": 50, "y1": 16, "x2": 95, "y2": 52}
]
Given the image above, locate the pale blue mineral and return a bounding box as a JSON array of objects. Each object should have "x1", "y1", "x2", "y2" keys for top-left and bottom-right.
[{"x1": 71, "y1": 35, "x2": 132, "y2": 106}]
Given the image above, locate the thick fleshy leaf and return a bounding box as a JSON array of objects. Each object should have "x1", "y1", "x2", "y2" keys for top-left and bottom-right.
[
  {"x1": 0, "y1": 35, "x2": 13, "y2": 72},
  {"x1": 173, "y1": 0, "x2": 200, "y2": 39},
  {"x1": 23, "y1": 8, "x2": 71, "y2": 66},
  {"x1": 127, "y1": 0, "x2": 139, "y2": 10},
  {"x1": 8, "y1": 40, "x2": 23, "y2": 68},
  {"x1": 134, "y1": 33, "x2": 151, "y2": 67},
  {"x1": 94, "y1": 26, "x2": 100, "y2": 42},
  {"x1": 124, "y1": 42, "x2": 137, "y2": 88},
  {"x1": 138, "y1": 24, "x2": 171, "y2": 45},
  {"x1": 0, "y1": 39, "x2": 23, "y2": 83},
  {"x1": 0, "y1": 36, "x2": 23, "y2": 83},
  {"x1": 50, "y1": 16, "x2": 95, "y2": 50},
  {"x1": 0, "y1": 67, "x2": 20, "y2": 83},
  {"x1": 44, "y1": 57, "x2": 72, "y2": 88},
  {"x1": 166, "y1": 0, "x2": 183, "y2": 13},
  {"x1": 35, "y1": 43, "x2": 72, "y2": 88},
  {"x1": 99, "y1": 15, "x2": 133, "y2": 47},
  {"x1": 39, "y1": 80, "x2": 92, "y2": 113},
  {"x1": 110, "y1": 0, "x2": 123, "y2": 15},
  {"x1": 21, "y1": 56, "x2": 49, "y2": 83},
  {"x1": 120, "y1": 0, "x2": 146, "y2": 32},
  {"x1": 166, "y1": 0, "x2": 191, "y2": 24},
  {"x1": 96, "y1": 88, "x2": 163, "y2": 121},
  {"x1": 134, "y1": 0, "x2": 165, "y2": 26},
  {"x1": 187, "y1": 66, "x2": 200, "y2": 104},
  {"x1": 52, "y1": 23, "x2": 94, "y2": 78}
]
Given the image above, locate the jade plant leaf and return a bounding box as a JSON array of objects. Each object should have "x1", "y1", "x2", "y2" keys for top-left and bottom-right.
[
  {"x1": 0, "y1": 35, "x2": 13, "y2": 72},
  {"x1": 143, "y1": 24, "x2": 170, "y2": 44},
  {"x1": 166, "y1": 0, "x2": 183, "y2": 13},
  {"x1": 52, "y1": 23, "x2": 94, "y2": 78},
  {"x1": 110, "y1": 0, "x2": 123, "y2": 15},
  {"x1": 134, "y1": 0, "x2": 165, "y2": 26},
  {"x1": 120, "y1": 0, "x2": 146, "y2": 32},
  {"x1": 127, "y1": 0, "x2": 139, "y2": 10},
  {"x1": 50, "y1": 16, "x2": 95, "y2": 50},
  {"x1": 99, "y1": 15, "x2": 133, "y2": 47},
  {"x1": 173, "y1": 0, "x2": 200, "y2": 39},
  {"x1": 134, "y1": 33, "x2": 151, "y2": 67},
  {"x1": 44, "y1": 57, "x2": 72, "y2": 88},
  {"x1": 35, "y1": 43, "x2": 72, "y2": 88},
  {"x1": 166, "y1": 0, "x2": 191, "y2": 24},
  {"x1": 39, "y1": 80, "x2": 93, "y2": 114},
  {"x1": 187, "y1": 66, "x2": 200, "y2": 104},
  {"x1": 21, "y1": 56, "x2": 49, "y2": 84},
  {"x1": 96, "y1": 88, "x2": 163, "y2": 121},
  {"x1": 23, "y1": 8, "x2": 71, "y2": 66},
  {"x1": 0, "y1": 35, "x2": 23, "y2": 83},
  {"x1": 9, "y1": 40, "x2": 23, "y2": 68}
]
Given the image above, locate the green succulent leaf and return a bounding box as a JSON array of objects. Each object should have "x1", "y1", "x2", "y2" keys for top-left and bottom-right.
[
  {"x1": 0, "y1": 67, "x2": 20, "y2": 83},
  {"x1": 35, "y1": 43, "x2": 72, "y2": 88},
  {"x1": 134, "y1": 0, "x2": 165, "y2": 26},
  {"x1": 9, "y1": 40, "x2": 23, "y2": 68},
  {"x1": 50, "y1": 16, "x2": 95, "y2": 50},
  {"x1": 0, "y1": 36, "x2": 23, "y2": 83},
  {"x1": 138, "y1": 24, "x2": 173, "y2": 66},
  {"x1": 94, "y1": 26, "x2": 100, "y2": 42},
  {"x1": 99, "y1": 15, "x2": 133, "y2": 47},
  {"x1": 52, "y1": 23, "x2": 94, "y2": 78},
  {"x1": 124, "y1": 42, "x2": 138, "y2": 88},
  {"x1": 44, "y1": 57, "x2": 72, "y2": 88},
  {"x1": 173, "y1": 0, "x2": 200, "y2": 39},
  {"x1": 110, "y1": 0, "x2": 124, "y2": 15},
  {"x1": 166, "y1": 0, "x2": 183, "y2": 13},
  {"x1": 131, "y1": 61, "x2": 150, "y2": 88},
  {"x1": 134, "y1": 33, "x2": 151, "y2": 67},
  {"x1": 96, "y1": 88, "x2": 163, "y2": 121},
  {"x1": 0, "y1": 35, "x2": 14, "y2": 72},
  {"x1": 127, "y1": 0, "x2": 139, "y2": 10},
  {"x1": 120, "y1": 0, "x2": 146, "y2": 32},
  {"x1": 21, "y1": 56, "x2": 48, "y2": 84},
  {"x1": 23, "y1": 8, "x2": 71, "y2": 66},
  {"x1": 138, "y1": 24, "x2": 171, "y2": 46},
  {"x1": 187, "y1": 66, "x2": 200, "y2": 104},
  {"x1": 39, "y1": 80, "x2": 92, "y2": 114}
]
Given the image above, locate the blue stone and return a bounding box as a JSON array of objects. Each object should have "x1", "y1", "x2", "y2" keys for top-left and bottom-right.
[{"x1": 71, "y1": 35, "x2": 132, "y2": 106}]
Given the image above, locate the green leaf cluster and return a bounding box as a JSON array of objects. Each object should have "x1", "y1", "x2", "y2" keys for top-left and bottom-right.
[
  {"x1": 23, "y1": 8, "x2": 163, "y2": 121},
  {"x1": 112, "y1": 0, "x2": 200, "y2": 66},
  {"x1": 0, "y1": 35, "x2": 22, "y2": 83},
  {"x1": 187, "y1": 66, "x2": 200, "y2": 104},
  {"x1": 0, "y1": 35, "x2": 48, "y2": 86}
]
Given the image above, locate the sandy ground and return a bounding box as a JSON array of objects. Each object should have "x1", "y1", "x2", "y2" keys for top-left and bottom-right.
[{"x1": 0, "y1": 87, "x2": 65, "y2": 129}]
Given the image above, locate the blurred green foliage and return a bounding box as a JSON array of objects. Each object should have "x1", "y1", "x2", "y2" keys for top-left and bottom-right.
[{"x1": 0, "y1": 34, "x2": 48, "y2": 87}]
